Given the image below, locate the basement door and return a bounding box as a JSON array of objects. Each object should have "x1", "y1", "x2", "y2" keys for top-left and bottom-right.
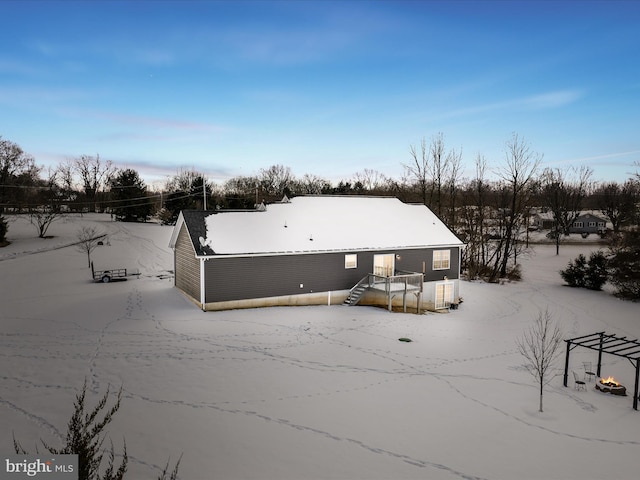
[
  {"x1": 373, "y1": 254, "x2": 395, "y2": 277},
  {"x1": 435, "y1": 281, "x2": 454, "y2": 309}
]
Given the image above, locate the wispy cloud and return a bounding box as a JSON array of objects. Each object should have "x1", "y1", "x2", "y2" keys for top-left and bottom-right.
[
  {"x1": 224, "y1": 27, "x2": 356, "y2": 66},
  {"x1": 441, "y1": 89, "x2": 585, "y2": 119},
  {"x1": 521, "y1": 90, "x2": 585, "y2": 109},
  {"x1": 106, "y1": 157, "x2": 235, "y2": 184},
  {"x1": 561, "y1": 149, "x2": 640, "y2": 166}
]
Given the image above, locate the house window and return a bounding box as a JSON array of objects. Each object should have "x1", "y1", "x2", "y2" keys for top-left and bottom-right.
[
  {"x1": 345, "y1": 254, "x2": 357, "y2": 269},
  {"x1": 588, "y1": 222, "x2": 596, "y2": 227},
  {"x1": 573, "y1": 222, "x2": 583, "y2": 228},
  {"x1": 598, "y1": 222, "x2": 605, "y2": 227},
  {"x1": 433, "y1": 250, "x2": 450, "y2": 270},
  {"x1": 373, "y1": 254, "x2": 394, "y2": 277},
  {"x1": 435, "y1": 281, "x2": 454, "y2": 309}
]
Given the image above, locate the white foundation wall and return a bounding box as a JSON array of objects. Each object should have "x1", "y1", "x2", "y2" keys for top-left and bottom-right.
[{"x1": 201, "y1": 281, "x2": 461, "y2": 312}]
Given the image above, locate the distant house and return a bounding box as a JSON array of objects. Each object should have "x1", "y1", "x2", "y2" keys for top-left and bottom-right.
[
  {"x1": 169, "y1": 196, "x2": 465, "y2": 312},
  {"x1": 531, "y1": 211, "x2": 554, "y2": 230},
  {"x1": 568, "y1": 212, "x2": 608, "y2": 235}
]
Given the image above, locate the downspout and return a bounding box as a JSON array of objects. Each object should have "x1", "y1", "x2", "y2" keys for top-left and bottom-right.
[{"x1": 200, "y1": 258, "x2": 206, "y2": 311}]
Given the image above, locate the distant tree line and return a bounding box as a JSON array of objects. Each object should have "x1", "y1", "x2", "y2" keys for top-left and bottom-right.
[{"x1": 1, "y1": 133, "x2": 639, "y2": 294}]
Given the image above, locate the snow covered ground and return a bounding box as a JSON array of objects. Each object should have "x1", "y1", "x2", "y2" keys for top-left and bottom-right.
[{"x1": 1, "y1": 214, "x2": 639, "y2": 480}]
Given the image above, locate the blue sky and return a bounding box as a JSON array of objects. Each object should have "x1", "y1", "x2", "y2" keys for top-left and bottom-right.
[{"x1": 2, "y1": 0, "x2": 639, "y2": 187}]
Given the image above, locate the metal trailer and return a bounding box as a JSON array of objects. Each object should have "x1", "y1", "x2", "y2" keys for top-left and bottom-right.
[{"x1": 91, "y1": 262, "x2": 138, "y2": 283}]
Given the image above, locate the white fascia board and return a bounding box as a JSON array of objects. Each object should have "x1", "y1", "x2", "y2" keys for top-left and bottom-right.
[
  {"x1": 168, "y1": 211, "x2": 185, "y2": 249},
  {"x1": 197, "y1": 244, "x2": 463, "y2": 260}
]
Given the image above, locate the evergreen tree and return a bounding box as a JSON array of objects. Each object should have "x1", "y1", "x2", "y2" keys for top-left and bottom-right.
[
  {"x1": 0, "y1": 215, "x2": 8, "y2": 244},
  {"x1": 584, "y1": 251, "x2": 608, "y2": 291},
  {"x1": 608, "y1": 229, "x2": 640, "y2": 301},
  {"x1": 560, "y1": 254, "x2": 588, "y2": 288},
  {"x1": 560, "y1": 251, "x2": 608, "y2": 291},
  {"x1": 14, "y1": 381, "x2": 181, "y2": 480},
  {"x1": 109, "y1": 169, "x2": 152, "y2": 222}
]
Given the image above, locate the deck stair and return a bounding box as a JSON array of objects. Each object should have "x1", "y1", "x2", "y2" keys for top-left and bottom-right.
[
  {"x1": 344, "y1": 276, "x2": 370, "y2": 306},
  {"x1": 344, "y1": 271, "x2": 424, "y2": 312}
]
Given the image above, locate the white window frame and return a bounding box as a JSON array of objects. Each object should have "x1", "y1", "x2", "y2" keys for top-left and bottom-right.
[
  {"x1": 588, "y1": 221, "x2": 596, "y2": 227},
  {"x1": 435, "y1": 281, "x2": 454, "y2": 309},
  {"x1": 432, "y1": 250, "x2": 450, "y2": 270},
  {"x1": 573, "y1": 221, "x2": 583, "y2": 228},
  {"x1": 344, "y1": 254, "x2": 358, "y2": 269},
  {"x1": 373, "y1": 254, "x2": 395, "y2": 277}
]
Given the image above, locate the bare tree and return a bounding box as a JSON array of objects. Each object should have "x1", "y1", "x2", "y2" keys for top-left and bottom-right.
[
  {"x1": 404, "y1": 132, "x2": 452, "y2": 216},
  {"x1": 541, "y1": 166, "x2": 593, "y2": 254},
  {"x1": 259, "y1": 164, "x2": 293, "y2": 200},
  {"x1": 445, "y1": 147, "x2": 463, "y2": 229},
  {"x1": 352, "y1": 168, "x2": 387, "y2": 192},
  {"x1": 595, "y1": 180, "x2": 638, "y2": 233},
  {"x1": 76, "y1": 226, "x2": 104, "y2": 267},
  {"x1": 165, "y1": 167, "x2": 203, "y2": 192},
  {"x1": 460, "y1": 153, "x2": 490, "y2": 278},
  {"x1": 491, "y1": 133, "x2": 541, "y2": 280},
  {"x1": 516, "y1": 309, "x2": 564, "y2": 413},
  {"x1": 0, "y1": 136, "x2": 39, "y2": 213},
  {"x1": 429, "y1": 132, "x2": 449, "y2": 218},
  {"x1": 293, "y1": 173, "x2": 331, "y2": 194},
  {"x1": 56, "y1": 159, "x2": 77, "y2": 191},
  {"x1": 405, "y1": 137, "x2": 430, "y2": 206},
  {"x1": 27, "y1": 169, "x2": 65, "y2": 238},
  {"x1": 28, "y1": 207, "x2": 62, "y2": 238},
  {"x1": 74, "y1": 154, "x2": 115, "y2": 212}
]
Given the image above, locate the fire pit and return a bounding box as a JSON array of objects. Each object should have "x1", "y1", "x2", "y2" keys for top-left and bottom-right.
[{"x1": 595, "y1": 376, "x2": 627, "y2": 396}]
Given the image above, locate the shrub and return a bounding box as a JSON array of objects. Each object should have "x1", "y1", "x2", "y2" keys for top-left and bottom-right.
[
  {"x1": 560, "y1": 254, "x2": 587, "y2": 288},
  {"x1": 0, "y1": 215, "x2": 8, "y2": 245},
  {"x1": 507, "y1": 264, "x2": 522, "y2": 281},
  {"x1": 608, "y1": 229, "x2": 640, "y2": 301},
  {"x1": 584, "y1": 251, "x2": 608, "y2": 290},
  {"x1": 560, "y1": 251, "x2": 608, "y2": 291}
]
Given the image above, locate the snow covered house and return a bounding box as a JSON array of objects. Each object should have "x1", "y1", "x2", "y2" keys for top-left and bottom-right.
[
  {"x1": 169, "y1": 196, "x2": 464, "y2": 311},
  {"x1": 568, "y1": 212, "x2": 608, "y2": 235}
]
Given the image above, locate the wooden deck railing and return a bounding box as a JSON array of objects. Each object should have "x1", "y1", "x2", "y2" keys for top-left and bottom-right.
[
  {"x1": 367, "y1": 271, "x2": 423, "y2": 294},
  {"x1": 346, "y1": 271, "x2": 424, "y2": 312}
]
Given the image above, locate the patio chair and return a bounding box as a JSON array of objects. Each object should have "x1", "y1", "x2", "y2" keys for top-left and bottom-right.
[
  {"x1": 583, "y1": 362, "x2": 596, "y2": 382},
  {"x1": 573, "y1": 371, "x2": 586, "y2": 391}
]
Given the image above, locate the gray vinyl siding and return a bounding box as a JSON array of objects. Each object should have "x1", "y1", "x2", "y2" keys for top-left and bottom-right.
[
  {"x1": 174, "y1": 223, "x2": 201, "y2": 301},
  {"x1": 203, "y1": 247, "x2": 461, "y2": 303}
]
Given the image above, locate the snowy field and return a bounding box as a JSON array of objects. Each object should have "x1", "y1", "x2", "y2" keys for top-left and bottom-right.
[{"x1": 1, "y1": 214, "x2": 639, "y2": 480}]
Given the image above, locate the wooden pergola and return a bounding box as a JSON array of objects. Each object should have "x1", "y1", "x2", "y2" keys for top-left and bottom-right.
[{"x1": 563, "y1": 332, "x2": 640, "y2": 410}]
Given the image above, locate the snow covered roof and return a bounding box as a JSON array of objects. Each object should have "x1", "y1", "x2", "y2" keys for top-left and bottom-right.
[{"x1": 197, "y1": 196, "x2": 462, "y2": 256}]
